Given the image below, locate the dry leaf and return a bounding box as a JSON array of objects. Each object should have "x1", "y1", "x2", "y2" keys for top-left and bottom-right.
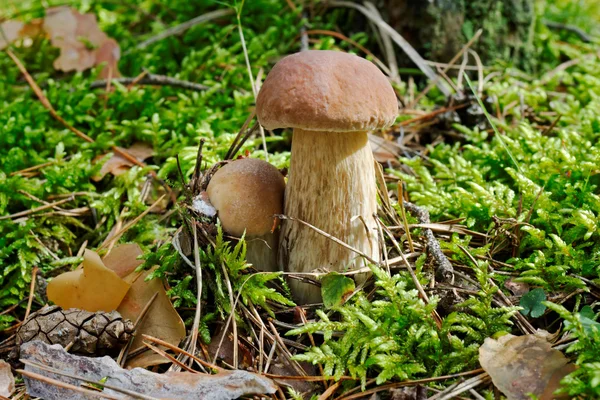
[
  {"x1": 102, "y1": 243, "x2": 185, "y2": 368},
  {"x1": 369, "y1": 133, "x2": 401, "y2": 163},
  {"x1": 47, "y1": 249, "x2": 130, "y2": 312},
  {"x1": 0, "y1": 360, "x2": 15, "y2": 397},
  {"x1": 21, "y1": 341, "x2": 276, "y2": 400},
  {"x1": 43, "y1": 7, "x2": 120, "y2": 77},
  {"x1": 505, "y1": 279, "x2": 530, "y2": 296},
  {"x1": 102, "y1": 243, "x2": 144, "y2": 278},
  {"x1": 93, "y1": 142, "x2": 154, "y2": 181},
  {"x1": 479, "y1": 333, "x2": 573, "y2": 400},
  {"x1": 117, "y1": 268, "x2": 186, "y2": 368},
  {"x1": 0, "y1": 21, "x2": 24, "y2": 49}
]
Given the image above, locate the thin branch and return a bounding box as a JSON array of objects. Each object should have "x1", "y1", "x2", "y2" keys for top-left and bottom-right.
[
  {"x1": 403, "y1": 202, "x2": 454, "y2": 282},
  {"x1": 0, "y1": 196, "x2": 74, "y2": 221},
  {"x1": 90, "y1": 74, "x2": 210, "y2": 91},
  {"x1": 543, "y1": 19, "x2": 592, "y2": 43}
]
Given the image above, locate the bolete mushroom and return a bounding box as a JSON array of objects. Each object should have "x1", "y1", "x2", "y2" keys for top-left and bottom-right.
[
  {"x1": 256, "y1": 50, "x2": 397, "y2": 304},
  {"x1": 206, "y1": 158, "x2": 285, "y2": 272}
]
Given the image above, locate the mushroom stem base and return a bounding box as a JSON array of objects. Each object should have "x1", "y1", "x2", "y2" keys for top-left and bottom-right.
[
  {"x1": 280, "y1": 129, "x2": 379, "y2": 304},
  {"x1": 246, "y1": 232, "x2": 279, "y2": 273}
]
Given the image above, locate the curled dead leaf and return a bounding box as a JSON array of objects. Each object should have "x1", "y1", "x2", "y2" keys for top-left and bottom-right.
[
  {"x1": 47, "y1": 249, "x2": 130, "y2": 312},
  {"x1": 44, "y1": 7, "x2": 120, "y2": 77},
  {"x1": 369, "y1": 133, "x2": 401, "y2": 164},
  {"x1": 93, "y1": 142, "x2": 154, "y2": 181},
  {"x1": 479, "y1": 333, "x2": 574, "y2": 400},
  {"x1": 101, "y1": 243, "x2": 186, "y2": 368},
  {"x1": 102, "y1": 243, "x2": 145, "y2": 278},
  {"x1": 0, "y1": 360, "x2": 15, "y2": 397},
  {"x1": 0, "y1": 21, "x2": 24, "y2": 49},
  {"x1": 118, "y1": 268, "x2": 186, "y2": 368}
]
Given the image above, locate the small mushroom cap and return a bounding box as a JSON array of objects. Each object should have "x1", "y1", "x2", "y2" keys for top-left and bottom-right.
[
  {"x1": 256, "y1": 50, "x2": 398, "y2": 132},
  {"x1": 206, "y1": 158, "x2": 285, "y2": 237}
]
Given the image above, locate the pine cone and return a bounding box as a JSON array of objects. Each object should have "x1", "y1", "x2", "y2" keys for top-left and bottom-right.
[{"x1": 16, "y1": 306, "x2": 134, "y2": 355}]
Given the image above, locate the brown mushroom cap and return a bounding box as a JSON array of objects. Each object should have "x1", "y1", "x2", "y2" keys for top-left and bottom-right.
[
  {"x1": 256, "y1": 50, "x2": 397, "y2": 132},
  {"x1": 206, "y1": 158, "x2": 285, "y2": 237}
]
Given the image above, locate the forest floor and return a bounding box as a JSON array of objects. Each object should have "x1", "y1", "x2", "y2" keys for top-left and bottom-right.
[{"x1": 1, "y1": 0, "x2": 600, "y2": 399}]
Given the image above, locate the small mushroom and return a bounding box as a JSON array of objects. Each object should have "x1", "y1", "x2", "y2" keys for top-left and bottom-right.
[
  {"x1": 256, "y1": 50, "x2": 398, "y2": 304},
  {"x1": 206, "y1": 158, "x2": 285, "y2": 272}
]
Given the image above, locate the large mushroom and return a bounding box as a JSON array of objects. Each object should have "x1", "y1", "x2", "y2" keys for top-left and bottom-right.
[
  {"x1": 206, "y1": 158, "x2": 285, "y2": 272},
  {"x1": 256, "y1": 50, "x2": 398, "y2": 304}
]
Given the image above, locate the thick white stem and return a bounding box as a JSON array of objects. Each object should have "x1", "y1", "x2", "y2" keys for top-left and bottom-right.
[
  {"x1": 279, "y1": 129, "x2": 379, "y2": 304},
  {"x1": 246, "y1": 232, "x2": 279, "y2": 273}
]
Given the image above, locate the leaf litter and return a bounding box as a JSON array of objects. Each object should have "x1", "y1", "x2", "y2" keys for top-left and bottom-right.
[
  {"x1": 20, "y1": 341, "x2": 277, "y2": 400},
  {"x1": 479, "y1": 333, "x2": 575, "y2": 400},
  {"x1": 2, "y1": 1, "x2": 600, "y2": 399},
  {"x1": 1, "y1": 7, "x2": 120, "y2": 77}
]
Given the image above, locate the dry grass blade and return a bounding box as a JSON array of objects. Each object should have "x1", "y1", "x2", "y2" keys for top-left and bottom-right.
[
  {"x1": 7, "y1": 49, "x2": 175, "y2": 202},
  {"x1": 456, "y1": 244, "x2": 536, "y2": 335},
  {"x1": 118, "y1": 292, "x2": 159, "y2": 367},
  {"x1": 363, "y1": 2, "x2": 399, "y2": 84},
  {"x1": 142, "y1": 341, "x2": 197, "y2": 373},
  {"x1": 9, "y1": 160, "x2": 55, "y2": 177},
  {"x1": 0, "y1": 196, "x2": 74, "y2": 221},
  {"x1": 6, "y1": 50, "x2": 94, "y2": 143},
  {"x1": 98, "y1": 194, "x2": 166, "y2": 250},
  {"x1": 318, "y1": 381, "x2": 341, "y2": 400},
  {"x1": 397, "y1": 182, "x2": 414, "y2": 252},
  {"x1": 434, "y1": 373, "x2": 491, "y2": 400},
  {"x1": 23, "y1": 267, "x2": 38, "y2": 321},
  {"x1": 305, "y1": 29, "x2": 391, "y2": 76},
  {"x1": 276, "y1": 214, "x2": 378, "y2": 264},
  {"x1": 143, "y1": 334, "x2": 223, "y2": 371},
  {"x1": 187, "y1": 222, "x2": 203, "y2": 368},
  {"x1": 410, "y1": 29, "x2": 483, "y2": 107},
  {"x1": 327, "y1": 1, "x2": 450, "y2": 97},
  {"x1": 235, "y1": 8, "x2": 269, "y2": 162},
  {"x1": 334, "y1": 369, "x2": 484, "y2": 400}
]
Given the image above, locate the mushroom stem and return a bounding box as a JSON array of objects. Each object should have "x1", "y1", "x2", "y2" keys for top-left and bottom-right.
[
  {"x1": 279, "y1": 129, "x2": 379, "y2": 304},
  {"x1": 246, "y1": 231, "x2": 279, "y2": 273}
]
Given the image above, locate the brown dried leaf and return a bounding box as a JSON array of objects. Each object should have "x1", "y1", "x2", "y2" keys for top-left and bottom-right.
[
  {"x1": 0, "y1": 18, "x2": 45, "y2": 50},
  {"x1": 479, "y1": 333, "x2": 573, "y2": 400},
  {"x1": 21, "y1": 341, "x2": 277, "y2": 400},
  {"x1": 93, "y1": 142, "x2": 154, "y2": 181},
  {"x1": 102, "y1": 243, "x2": 144, "y2": 278},
  {"x1": 47, "y1": 249, "x2": 130, "y2": 312},
  {"x1": 43, "y1": 7, "x2": 120, "y2": 76},
  {"x1": 117, "y1": 268, "x2": 186, "y2": 368},
  {"x1": 0, "y1": 360, "x2": 15, "y2": 397},
  {"x1": 0, "y1": 21, "x2": 24, "y2": 49},
  {"x1": 369, "y1": 133, "x2": 401, "y2": 163},
  {"x1": 505, "y1": 279, "x2": 530, "y2": 296}
]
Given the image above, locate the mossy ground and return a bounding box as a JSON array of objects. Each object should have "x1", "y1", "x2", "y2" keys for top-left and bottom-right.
[{"x1": 1, "y1": 0, "x2": 600, "y2": 398}]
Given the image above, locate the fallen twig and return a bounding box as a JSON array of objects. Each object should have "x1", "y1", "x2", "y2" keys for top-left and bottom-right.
[
  {"x1": 0, "y1": 197, "x2": 74, "y2": 221},
  {"x1": 90, "y1": 74, "x2": 210, "y2": 91},
  {"x1": 403, "y1": 202, "x2": 454, "y2": 282},
  {"x1": 543, "y1": 19, "x2": 593, "y2": 43}
]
